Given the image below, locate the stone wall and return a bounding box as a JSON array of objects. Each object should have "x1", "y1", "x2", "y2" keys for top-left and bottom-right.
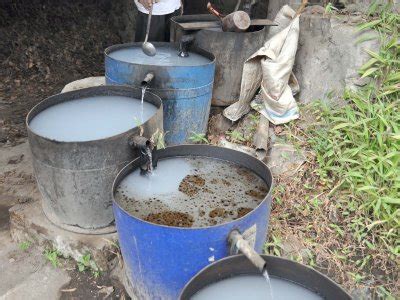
[{"x1": 294, "y1": 9, "x2": 379, "y2": 103}]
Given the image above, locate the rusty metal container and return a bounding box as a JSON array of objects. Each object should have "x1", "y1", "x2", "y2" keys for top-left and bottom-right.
[{"x1": 171, "y1": 14, "x2": 267, "y2": 106}]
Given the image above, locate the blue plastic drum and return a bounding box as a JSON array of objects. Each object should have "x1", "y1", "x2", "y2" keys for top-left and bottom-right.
[
  {"x1": 105, "y1": 43, "x2": 215, "y2": 145},
  {"x1": 112, "y1": 145, "x2": 273, "y2": 299}
]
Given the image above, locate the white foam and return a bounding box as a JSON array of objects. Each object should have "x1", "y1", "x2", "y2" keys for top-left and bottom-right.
[
  {"x1": 116, "y1": 156, "x2": 268, "y2": 227},
  {"x1": 108, "y1": 46, "x2": 211, "y2": 66},
  {"x1": 29, "y1": 95, "x2": 157, "y2": 142}
]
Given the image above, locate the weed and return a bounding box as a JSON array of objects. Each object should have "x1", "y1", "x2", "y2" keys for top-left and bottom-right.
[
  {"x1": 19, "y1": 241, "x2": 31, "y2": 251},
  {"x1": 151, "y1": 128, "x2": 166, "y2": 149},
  {"x1": 77, "y1": 253, "x2": 101, "y2": 278},
  {"x1": 44, "y1": 248, "x2": 62, "y2": 268},
  {"x1": 225, "y1": 130, "x2": 246, "y2": 143},
  {"x1": 189, "y1": 132, "x2": 209, "y2": 144},
  {"x1": 324, "y1": 2, "x2": 338, "y2": 15}
]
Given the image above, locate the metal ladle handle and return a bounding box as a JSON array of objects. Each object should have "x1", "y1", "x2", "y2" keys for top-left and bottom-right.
[{"x1": 144, "y1": 5, "x2": 153, "y2": 44}]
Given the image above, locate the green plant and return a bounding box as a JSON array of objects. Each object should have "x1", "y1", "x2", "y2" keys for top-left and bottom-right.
[
  {"x1": 307, "y1": 7, "x2": 399, "y2": 258},
  {"x1": 151, "y1": 129, "x2": 166, "y2": 149},
  {"x1": 226, "y1": 130, "x2": 246, "y2": 143},
  {"x1": 44, "y1": 248, "x2": 62, "y2": 268},
  {"x1": 19, "y1": 241, "x2": 31, "y2": 251},
  {"x1": 264, "y1": 234, "x2": 283, "y2": 256},
  {"x1": 324, "y1": 2, "x2": 338, "y2": 15},
  {"x1": 77, "y1": 253, "x2": 100, "y2": 277},
  {"x1": 189, "y1": 132, "x2": 209, "y2": 144}
]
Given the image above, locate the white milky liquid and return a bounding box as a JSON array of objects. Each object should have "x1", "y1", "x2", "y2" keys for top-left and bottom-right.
[
  {"x1": 29, "y1": 95, "x2": 157, "y2": 142},
  {"x1": 108, "y1": 46, "x2": 211, "y2": 66},
  {"x1": 115, "y1": 156, "x2": 268, "y2": 227},
  {"x1": 191, "y1": 275, "x2": 324, "y2": 300}
]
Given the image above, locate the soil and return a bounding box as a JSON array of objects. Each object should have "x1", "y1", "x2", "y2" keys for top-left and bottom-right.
[
  {"x1": 144, "y1": 211, "x2": 194, "y2": 228},
  {"x1": 178, "y1": 174, "x2": 206, "y2": 197},
  {"x1": 60, "y1": 268, "x2": 128, "y2": 300},
  {"x1": 0, "y1": 0, "x2": 122, "y2": 145}
]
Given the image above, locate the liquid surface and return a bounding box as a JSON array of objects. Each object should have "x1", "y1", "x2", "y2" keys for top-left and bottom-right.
[
  {"x1": 115, "y1": 157, "x2": 268, "y2": 227},
  {"x1": 108, "y1": 46, "x2": 211, "y2": 66},
  {"x1": 29, "y1": 95, "x2": 157, "y2": 142},
  {"x1": 191, "y1": 275, "x2": 323, "y2": 300}
]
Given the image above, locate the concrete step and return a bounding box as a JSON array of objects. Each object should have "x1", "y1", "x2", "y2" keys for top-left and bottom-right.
[{"x1": 0, "y1": 231, "x2": 71, "y2": 300}]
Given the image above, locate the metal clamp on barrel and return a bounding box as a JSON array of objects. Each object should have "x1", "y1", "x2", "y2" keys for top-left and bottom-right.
[
  {"x1": 128, "y1": 135, "x2": 154, "y2": 174},
  {"x1": 178, "y1": 35, "x2": 195, "y2": 57},
  {"x1": 229, "y1": 230, "x2": 267, "y2": 274}
]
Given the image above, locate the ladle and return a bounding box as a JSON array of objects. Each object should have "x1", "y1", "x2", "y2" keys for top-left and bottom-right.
[{"x1": 142, "y1": 5, "x2": 156, "y2": 56}]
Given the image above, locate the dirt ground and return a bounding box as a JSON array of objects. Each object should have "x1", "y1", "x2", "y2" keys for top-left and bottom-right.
[
  {"x1": 0, "y1": 1, "x2": 128, "y2": 298},
  {"x1": 0, "y1": 0, "x2": 121, "y2": 145}
]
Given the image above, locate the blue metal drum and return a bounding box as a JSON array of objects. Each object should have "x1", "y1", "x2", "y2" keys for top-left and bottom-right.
[
  {"x1": 112, "y1": 145, "x2": 273, "y2": 299},
  {"x1": 105, "y1": 43, "x2": 215, "y2": 145}
]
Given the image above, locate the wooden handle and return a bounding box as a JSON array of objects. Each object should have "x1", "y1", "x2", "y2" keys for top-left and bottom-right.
[{"x1": 207, "y1": 2, "x2": 224, "y2": 19}]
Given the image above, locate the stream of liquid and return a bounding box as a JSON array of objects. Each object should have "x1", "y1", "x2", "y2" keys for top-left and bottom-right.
[
  {"x1": 29, "y1": 95, "x2": 157, "y2": 142},
  {"x1": 191, "y1": 275, "x2": 324, "y2": 300},
  {"x1": 115, "y1": 156, "x2": 269, "y2": 227},
  {"x1": 263, "y1": 269, "x2": 274, "y2": 299},
  {"x1": 108, "y1": 46, "x2": 211, "y2": 66},
  {"x1": 140, "y1": 85, "x2": 148, "y2": 124}
]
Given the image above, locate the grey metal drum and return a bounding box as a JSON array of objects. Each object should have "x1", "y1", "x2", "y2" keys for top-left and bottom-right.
[
  {"x1": 171, "y1": 14, "x2": 267, "y2": 106},
  {"x1": 26, "y1": 85, "x2": 163, "y2": 234}
]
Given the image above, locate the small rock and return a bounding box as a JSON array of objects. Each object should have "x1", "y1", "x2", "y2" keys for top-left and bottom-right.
[
  {"x1": 61, "y1": 76, "x2": 105, "y2": 93},
  {"x1": 266, "y1": 143, "x2": 305, "y2": 176},
  {"x1": 350, "y1": 286, "x2": 371, "y2": 300},
  {"x1": 7, "y1": 154, "x2": 24, "y2": 164},
  {"x1": 304, "y1": 5, "x2": 325, "y2": 15},
  {"x1": 208, "y1": 114, "x2": 233, "y2": 136},
  {"x1": 0, "y1": 128, "x2": 7, "y2": 143},
  {"x1": 218, "y1": 137, "x2": 257, "y2": 158},
  {"x1": 9, "y1": 258, "x2": 15, "y2": 263},
  {"x1": 235, "y1": 112, "x2": 259, "y2": 139}
]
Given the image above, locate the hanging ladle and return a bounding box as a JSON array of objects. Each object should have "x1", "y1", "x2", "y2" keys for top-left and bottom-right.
[{"x1": 142, "y1": 4, "x2": 156, "y2": 56}]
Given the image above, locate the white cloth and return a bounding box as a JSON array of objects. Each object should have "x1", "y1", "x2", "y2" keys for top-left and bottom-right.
[
  {"x1": 223, "y1": 5, "x2": 300, "y2": 125},
  {"x1": 134, "y1": 0, "x2": 181, "y2": 15}
]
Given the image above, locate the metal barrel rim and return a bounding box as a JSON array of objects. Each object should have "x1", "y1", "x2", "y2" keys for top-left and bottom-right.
[
  {"x1": 26, "y1": 85, "x2": 162, "y2": 144},
  {"x1": 179, "y1": 254, "x2": 351, "y2": 300}
]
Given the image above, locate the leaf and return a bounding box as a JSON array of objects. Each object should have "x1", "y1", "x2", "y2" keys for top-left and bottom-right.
[
  {"x1": 360, "y1": 58, "x2": 378, "y2": 71},
  {"x1": 365, "y1": 49, "x2": 385, "y2": 63},
  {"x1": 361, "y1": 67, "x2": 379, "y2": 78},
  {"x1": 358, "y1": 19, "x2": 382, "y2": 31}
]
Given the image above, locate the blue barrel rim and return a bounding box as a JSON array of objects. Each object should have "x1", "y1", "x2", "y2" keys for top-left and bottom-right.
[
  {"x1": 104, "y1": 42, "x2": 216, "y2": 68},
  {"x1": 112, "y1": 144, "x2": 274, "y2": 230},
  {"x1": 26, "y1": 85, "x2": 162, "y2": 145}
]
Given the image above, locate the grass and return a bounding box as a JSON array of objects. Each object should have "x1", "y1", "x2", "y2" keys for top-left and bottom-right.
[
  {"x1": 265, "y1": 3, "x2": 399, "y2": 298},
  {"x1": 18, "y1": 241, "x2": 31, "y2": 251},
  {"x1": 189, "y1": 132, "x2": 209, "y2": 144},
  {"x1": 307, "y1": 5, "x2": 399, "y2": 258}
]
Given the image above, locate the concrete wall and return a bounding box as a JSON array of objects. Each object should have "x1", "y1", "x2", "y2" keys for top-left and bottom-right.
[{"x1": 293, "y1": 11, "x2": 379, "y2": 103}]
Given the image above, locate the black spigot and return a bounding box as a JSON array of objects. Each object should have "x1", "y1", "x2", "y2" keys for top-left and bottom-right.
[
  {"x1": 129, "y1": 135, "x2": 155, "y2": 174},
  {"x1": 178, "y1": 35, "x2": 195, "y2": 58}
]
